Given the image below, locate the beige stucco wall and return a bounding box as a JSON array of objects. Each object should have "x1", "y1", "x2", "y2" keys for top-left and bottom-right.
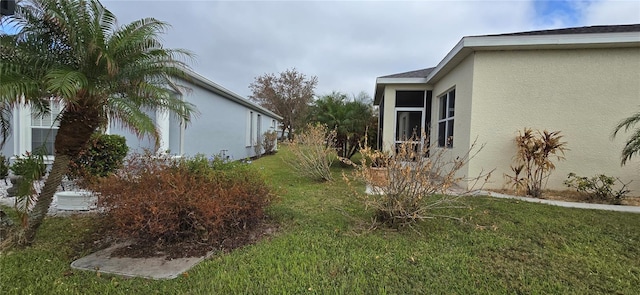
[
  {"x1": 469, "y1": 47, "x2": 640, "y2": 194},
  {"x1": 430, "y1": 54, "x2": 476, "y2": 186},
  {"x1": 379, "y1": 56, "x2": 477, "y2": 188}
]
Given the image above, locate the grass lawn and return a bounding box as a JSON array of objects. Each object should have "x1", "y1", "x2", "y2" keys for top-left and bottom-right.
[{"x1": 1, "y1": 146, "x2": 639, "y2": 294}]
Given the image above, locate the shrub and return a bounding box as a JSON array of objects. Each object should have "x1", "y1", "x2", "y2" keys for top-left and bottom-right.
[
  {"x1": 90, "y1": 153, "x2": 271, "y2": 247},
  {"x1": 68, "y1": 133, "x2": 128, "y2": 179},
  {"x1": 10, "y1": 152, "x2": 46, "y2": 179},
  {"x1": 564, "y1": 173, "x2": 631, "y2": 205},
  {"x1": 253, "y1": 137, "x2": 263, "y2": 158},
  {"x1": 262, "y1": 131, "x2": 278, "y2": 155},
  {"x1": 9, "y1": 152, "x2": 46, "y2": 228},
  {"x1": 505, "y1": 128, "x2": 568, "y2": 198},
  {"x1": 343, "y1": 137, "x2": 490, "y2": 228},
  {"x1": 286, "y1": 123, "x2": 337, "y2": 181}
]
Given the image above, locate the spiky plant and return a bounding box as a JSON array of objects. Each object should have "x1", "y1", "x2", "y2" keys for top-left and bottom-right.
[{"x1": 505, "y1": 128, "x2": 568, "y2": 198}]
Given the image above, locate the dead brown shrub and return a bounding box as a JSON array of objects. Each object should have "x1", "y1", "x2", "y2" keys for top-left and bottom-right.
[
  {"x1": 286, "y1": 123, "x2": 337, "y2": 181},
  {"x1": 343, "y1": 137, "x2": 491, "y2": 228},
  {"x1": 504, "y1": 128, "x2": 568, "y2": 198},
  {"x1": 90, "y1": 153, "x2": 271, "y2": 247}
]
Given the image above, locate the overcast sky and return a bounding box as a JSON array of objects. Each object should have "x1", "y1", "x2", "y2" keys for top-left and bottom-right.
[{"x1": 29, "y1": 1, "x2": 640, "y2": 99}]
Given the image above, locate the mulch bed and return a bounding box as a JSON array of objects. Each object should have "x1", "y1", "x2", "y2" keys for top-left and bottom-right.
[{"x1": 78, "y1": 216, "x2": 278, "y2": 260}]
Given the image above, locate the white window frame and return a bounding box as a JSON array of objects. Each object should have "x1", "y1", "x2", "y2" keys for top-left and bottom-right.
[
  {"x1": 246, "y1": 110, "x2": 254, "y2": 147},
  {"x1": 256, "y1": 114, "x2": 261, "y2": 146},
  {"x1": 14, "y1": 99, "x2": 62, "y2": 163},
  {"x1": 393, "y1": 90, "x2": 427, "y2": 150},
  {"x1": 437, "y1": 88, "x2": 455, "y2": 148}
]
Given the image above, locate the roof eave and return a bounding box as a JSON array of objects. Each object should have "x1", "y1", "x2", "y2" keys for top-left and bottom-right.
[{"x1": 426, "y1": 31, "x2": 640, "y2": 84}]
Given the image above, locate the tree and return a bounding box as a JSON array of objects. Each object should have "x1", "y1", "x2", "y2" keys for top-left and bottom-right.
[
  {"x1": 249, "y1": 68, "x2": 317, "y2": 140},
  {"x1": 0, "y1": 0, "x2": 196, "y2": 246},
  {"x1": 613, "y1": 108, "x2": 640, "y2": 165},
  {"x1": 308, "y1": 91, "x2": 375, "y2": 159}
]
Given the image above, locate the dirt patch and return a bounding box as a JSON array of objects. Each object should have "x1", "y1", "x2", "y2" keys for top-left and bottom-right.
[
  {"x1": 80, "y1": 216, "x2": 279, "y2": 259},
  {"x1": 489, "y1": 189, "x2": 640, "y2": 206}
]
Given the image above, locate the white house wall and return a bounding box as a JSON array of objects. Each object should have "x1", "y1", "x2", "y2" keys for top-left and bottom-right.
[
  {"x1": 109, "y1": 107, "x2": 158, "y2": 154},
  {"x1": 469, "y1": 47, "x2": 640, "y2": 193},
  {"x1": 109, "y1": 83, "x2": 280, "y2": 160},
  {"x1": 179, "y1": 82, "x2": 279, "y2": 160},
  {"x1": 183, "y1": 82, "x2": 245, "y2": 158}
]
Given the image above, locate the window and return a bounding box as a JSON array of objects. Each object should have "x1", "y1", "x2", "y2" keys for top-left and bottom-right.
[
  {"x1": 256, "y1": 114, "x2": 261, "y2": 145},
  {"x1": 31, "y1": 100, "x2": 62, "y2": 155},
  {"x1": 246, "y1": 111, "x2": 254, "y2": 147},
  {"x1": 437, "y1": 89, "x2": 455, "y2": 148},
  {"x1": 395, "y1": 111, "x2": 422, "y2": 141},
  {"x1": 394, "y1": 90, "x2": 428, "y2": 153},
  {"x1": 395, "y1": 91, "x2": 425, "y2": 107}
]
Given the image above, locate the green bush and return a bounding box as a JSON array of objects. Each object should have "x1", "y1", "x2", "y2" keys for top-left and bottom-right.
[
  {"x1": 9, "y1": 152, "x2": 46, "y2": 227},
  {"x1": 10, "y1": 152, "x2": 46, "y2": 179},
  {"x1": 90, "y1": 153, "x2": 271, "y2": 250},
  {"x1": 564, "y1": 173, "x2": 631, "y2": 205},
  {"x1": 68, "y1": 133, "x2": 128, "y2": 178}
]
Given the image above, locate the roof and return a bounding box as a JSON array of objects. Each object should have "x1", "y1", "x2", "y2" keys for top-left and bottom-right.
[
  {"x1": 483, "y1": 24, "x2": 640, "y2": 37},
  {"x1": 379, "y1": 67, "x2": 435, "y2": 79},
  {"x1": 374, "y1": 24, "x2": 640, "y2": 105},
  {"x1": 181, "y1": 69, "x2": 283, "y2": 120}
]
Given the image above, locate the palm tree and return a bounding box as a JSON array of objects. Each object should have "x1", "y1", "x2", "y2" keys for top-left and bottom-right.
[
  {"x1": 613, "y1": 109, "x2": 640, "y2": 165},
  {"x1": 309, "y1": 92, "x2": 375, "y2": 159},
  {"x1": 0, "y1": 0, "x2": 196, "y2": 246}
]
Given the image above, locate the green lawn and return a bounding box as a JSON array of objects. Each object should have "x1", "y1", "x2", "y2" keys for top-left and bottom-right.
[{"x1": 1, "y1": 147, "x2": 639, "y2": 294}]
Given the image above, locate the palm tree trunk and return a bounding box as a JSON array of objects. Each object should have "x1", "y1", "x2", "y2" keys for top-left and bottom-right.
[
  {"x1": 19, "y1": 104, "x2": 101, "y2": 246},
  {"x1": 20, "y1": 154, "x2": 70, "y2": 246}
]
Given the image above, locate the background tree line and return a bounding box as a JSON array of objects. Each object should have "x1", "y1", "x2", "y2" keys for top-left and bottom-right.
[{"x1": 249, "y1": 69, "x2": 377, "y2": 160}]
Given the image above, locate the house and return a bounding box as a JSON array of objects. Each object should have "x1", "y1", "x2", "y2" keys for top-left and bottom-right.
[
  {"x1": 374, "y1": 24, "x2": 640, "y2": 194},
  {"x1": 2, "y1": 70, "x2": 282, "y2": 162}
]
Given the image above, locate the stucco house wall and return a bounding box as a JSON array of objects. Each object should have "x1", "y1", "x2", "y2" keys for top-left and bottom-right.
[
  {"x1": 430, "y1": 54, "x2": 476, "y2": 185},
  {"x1": 179, "y1": 81, "x2": 279, "y2": 160},
  {"x1": 374, "y1": 24, "x2": 640, "y2": 195},
  {"x1": 111, "y1": 74, "x2": 281, "y2": 160},
  {"x1": 469, "y1": 47, "x2": 640, "y2": 192},
  {"x1": 4, "y1": 70, "x2": 282, "y2": 164}
]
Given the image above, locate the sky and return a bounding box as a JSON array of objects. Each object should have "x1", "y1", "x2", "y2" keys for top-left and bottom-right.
[{"x1": 5, "y1": 0, "x2": 640, "y2": 99}]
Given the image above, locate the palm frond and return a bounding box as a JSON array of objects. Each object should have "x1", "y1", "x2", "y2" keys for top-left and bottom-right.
[
  {"x1": 612, "y1": 108, "x2": 640, "y2": 165},
  {"x1": 0, "y1": 103, "x2": 13, "y2": 149},
  {"x1": 613, "y1": 110, "x2": 640, "y2": 136},
  {"x1": 620, "y1": 126, "x2": 640, "y2": 165}
]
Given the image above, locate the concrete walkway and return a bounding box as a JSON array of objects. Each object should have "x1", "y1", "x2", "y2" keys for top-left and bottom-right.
[
  {"x1": 477, "y1": 190, "x2": 640, "y2": 213},
  {"x1": 71, "y1": 243, "x2": 212, "y2": 280}
]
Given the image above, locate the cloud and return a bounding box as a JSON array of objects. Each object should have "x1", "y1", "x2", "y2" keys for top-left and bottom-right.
[
  {"x1": 100, "y1": 0, "x2": 636, "y2": 100},
  {"x1": 580, "y1": 0, "x2": 640, "y2": 25}
]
